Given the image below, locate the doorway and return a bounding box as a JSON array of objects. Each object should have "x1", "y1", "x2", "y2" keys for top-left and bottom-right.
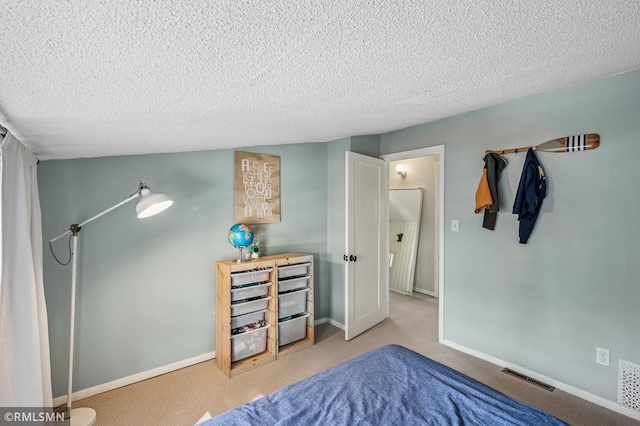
[{"x1": 381, "y1": 145, "x2": 445, "y2": 342}]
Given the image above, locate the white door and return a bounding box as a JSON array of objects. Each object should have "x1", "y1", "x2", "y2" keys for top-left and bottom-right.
[{"x1": 344, "y1": 151, "x2": 389, "y2": 341}]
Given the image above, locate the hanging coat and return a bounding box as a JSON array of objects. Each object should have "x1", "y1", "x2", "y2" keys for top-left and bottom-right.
[
  {"x1": 475, "y1": 168, "x2": 492, "y2": 214},
  {"x1": 482, "y1": 153, "x2": 507, "y2": 230},
  {"x1": 513, "y1": 148, "x2": 546, "y2": 244}
]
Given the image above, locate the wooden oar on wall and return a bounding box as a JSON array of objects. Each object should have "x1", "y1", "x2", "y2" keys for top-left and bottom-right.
[{"x1": 485, "y1": 133, "x2": 599, "y2": 155}]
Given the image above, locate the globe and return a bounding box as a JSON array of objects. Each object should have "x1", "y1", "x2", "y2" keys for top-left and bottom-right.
[{"x1": 227, "y1": 223, "x2": 254, "y2": 249}]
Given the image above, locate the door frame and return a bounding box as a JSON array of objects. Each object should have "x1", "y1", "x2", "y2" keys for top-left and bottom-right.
[{"x1": 380, "y1": 145, "x2": 445, "y2": 343}]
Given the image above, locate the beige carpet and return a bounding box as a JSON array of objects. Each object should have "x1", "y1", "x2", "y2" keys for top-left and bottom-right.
[{"x1": 70, "y1": 292, "x2": 638, "y2": 425}]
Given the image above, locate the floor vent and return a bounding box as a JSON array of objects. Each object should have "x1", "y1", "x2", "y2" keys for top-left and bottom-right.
[
  {"x1": 619, "y1": 360, "x2": 640, "y2": 413},
  {"x1": 502, "y1": 368, "x2": 555, "y2": 392}
]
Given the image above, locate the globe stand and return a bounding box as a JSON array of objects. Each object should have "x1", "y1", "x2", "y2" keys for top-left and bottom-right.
[{"x1": 228, "y1": 223, "x2": 253, "y2": 262}]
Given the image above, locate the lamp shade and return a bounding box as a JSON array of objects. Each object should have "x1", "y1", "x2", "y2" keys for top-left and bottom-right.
[{"x1": 136, "y1": 188, "x2": 173, "y2": 218}]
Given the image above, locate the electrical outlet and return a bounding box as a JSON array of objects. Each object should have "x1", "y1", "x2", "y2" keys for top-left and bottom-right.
[{"x1": 596, "y1": 347, "x2": 610, "y2": 367}]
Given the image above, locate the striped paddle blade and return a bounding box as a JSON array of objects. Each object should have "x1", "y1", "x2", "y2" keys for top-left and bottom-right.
[{"x1": 535, "y1": 134, "x2": 599, "y2": 152}]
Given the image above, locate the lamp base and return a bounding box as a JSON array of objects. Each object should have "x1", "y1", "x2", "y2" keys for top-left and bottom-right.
[{"x1": 70, "y1": 407, "x2": 96, "y2": 426}]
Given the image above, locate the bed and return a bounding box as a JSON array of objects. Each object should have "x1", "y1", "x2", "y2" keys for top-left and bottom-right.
[{"x1": 202, "y1": 344, "x2": 567, "y2": 425}]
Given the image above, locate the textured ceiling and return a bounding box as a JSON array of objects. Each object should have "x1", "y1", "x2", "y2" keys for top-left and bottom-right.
[{"x1": 1, "y1": 1, "x2": 639, "y2": 160}]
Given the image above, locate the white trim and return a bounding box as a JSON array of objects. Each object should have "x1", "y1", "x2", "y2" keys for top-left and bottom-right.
[
  {"x1": 315, "y1": 316, "x2": 346, "y2": 330},
  {"x1": 381, "y1": 145, "x2": 445, "y2": 343},
  {"x1": 442, "y1": 340, "x2": 640, "y2": 422},
  {"x1": 328, "y1": 318, "x2": 345, "y2": 330},
  {"x1": 412, "y1": 288, "x2": 436, "y2": 297},
  {"x1": 314, "y1": 317, "x2": 329, "y2": 326},
  {"x1": 433, "y1": 161, "x2": 441, "y2": 299},
  {"x1": 52, "y1": 351, "x2": 215, "y2": 407}
]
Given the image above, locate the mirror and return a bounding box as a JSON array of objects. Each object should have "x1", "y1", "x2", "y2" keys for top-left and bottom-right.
[{"x1": 389, "y1": 188, "x2": 423, "y2": 295}]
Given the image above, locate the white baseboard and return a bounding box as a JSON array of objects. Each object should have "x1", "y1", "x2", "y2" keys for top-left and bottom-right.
[
  {"x1": 56, "y1": 315, "x2": 349, "y2": 407},
  {"x1": 442, "y1": 339, "x2": 640, "y2": 422},
  {"x1": 314, "y1": 317, "x2": 328, "y2": 326},
  {"x1": 327, "y1": 318, "x2": 345, "y2": 330},
  {"x1": 314, "y1": 317, "x2": 345, "y2": 330},
  {"x1": 53, "y1": 351, "x2": 216, "y2": 407},
  {"x1": 413, "y1": 288, "x2": 436, "y2": 297}
]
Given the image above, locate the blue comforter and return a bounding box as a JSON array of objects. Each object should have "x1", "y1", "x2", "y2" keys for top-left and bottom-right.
[{"x1": 204, "y1": 344, "x2": 567, "y2": 425}]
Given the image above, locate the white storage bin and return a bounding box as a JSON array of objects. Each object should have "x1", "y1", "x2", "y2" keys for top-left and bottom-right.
[
  {"x1": 231, "y1": 268, "x2": 272, "y2": 286},
  {"x1": 278, "y1": 263, "x2": 311, "y2": 279},
  {"x1": 231, "y1": 282, "x2": 271, "y2": 302},
  {"x1": 231, "y1": 323, "x2": 269, "y2": 362},
  {"x1": 278, "y1": 276, "x2": 310, "y2": 293},
  {"x1": 278, "y1": 288, "x2": 310, "y2": 319},
  {"x1": 278, "y1": 313, "x2": 310, "y2": 346},
  {"x1": 230, "y1": 308, "x2": 267, "y2": 330},
  {"x1": 231, "y1": 296, "x2": 271, "y2": 317}
]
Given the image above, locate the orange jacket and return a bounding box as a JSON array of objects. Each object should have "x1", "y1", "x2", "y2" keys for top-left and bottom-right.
[{"x1": 475, "y1": 168, "x2": 493, "y2": 213}]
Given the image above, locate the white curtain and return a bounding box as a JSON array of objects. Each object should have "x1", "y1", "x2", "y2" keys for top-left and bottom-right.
[{"x1": 0, "y1": 132, "x2": 53, "y2": 407}]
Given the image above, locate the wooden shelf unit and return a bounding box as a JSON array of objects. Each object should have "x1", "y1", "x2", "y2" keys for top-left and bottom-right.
[{"x1": 216, "y1": 252, "x2": 314, "y2": 378}]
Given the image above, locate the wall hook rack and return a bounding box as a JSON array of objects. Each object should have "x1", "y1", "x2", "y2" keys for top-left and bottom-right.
[{"x1": 485, "y1": 134, "x2": 599, "y2": 155}]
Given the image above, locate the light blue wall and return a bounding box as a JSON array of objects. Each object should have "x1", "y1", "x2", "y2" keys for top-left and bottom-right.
[
  {"x1": 326, "y1": 138, "x2": 350, "y2": 324},
  {"x1": 39, "y1": 68, "x2": 640, "y2": 406},
  {"x1": 39, "y1": 142, "x2": 328, "y2": 397},
  {"x1": 381, "y1": 69, "x2": 640, "y2": 403},
  {"x1": 350, "y1": 135, "x2": 380, "y2": 158}
]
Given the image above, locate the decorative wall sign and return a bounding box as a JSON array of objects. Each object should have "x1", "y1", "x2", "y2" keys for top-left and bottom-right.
[{"x1": 234, "y1": 151, "x2": 281, "y2": 224}]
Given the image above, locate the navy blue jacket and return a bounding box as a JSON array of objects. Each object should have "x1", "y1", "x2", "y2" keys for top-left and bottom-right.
[{"x1": 513, "y1": 149, "x2": 546, "y2": 244}]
